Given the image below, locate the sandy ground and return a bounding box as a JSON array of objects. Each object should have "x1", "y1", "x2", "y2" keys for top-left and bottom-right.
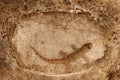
[{"x1": 0, "y1": 0, "x2": 120, "y2": 80}]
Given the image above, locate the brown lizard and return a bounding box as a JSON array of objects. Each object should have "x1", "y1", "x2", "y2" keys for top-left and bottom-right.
[{"x1": 30, "y1": 43, "x2": 92, "y2": 72}]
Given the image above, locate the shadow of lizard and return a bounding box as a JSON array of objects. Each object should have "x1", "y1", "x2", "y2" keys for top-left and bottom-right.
[{"x1": 30, "y1": 43, "x2": 92, "y2": 72}]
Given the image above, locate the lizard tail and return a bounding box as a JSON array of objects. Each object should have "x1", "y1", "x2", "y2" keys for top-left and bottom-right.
[{"x1": 30, "y1": 46, "x2": 64, "y2": 64}]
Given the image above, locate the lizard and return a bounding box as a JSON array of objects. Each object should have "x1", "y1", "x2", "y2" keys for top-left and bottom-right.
[{"x1": 30, "y1": 43, "x2": 92, "y2": 72}]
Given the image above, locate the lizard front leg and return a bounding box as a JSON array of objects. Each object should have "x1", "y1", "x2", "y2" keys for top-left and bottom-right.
[
  {"x1": 81, "y1": 54, "x2": 90, "y2": 62},
  {"x1": 63, "y1": 60, "x2": 71, "y2": 73}
]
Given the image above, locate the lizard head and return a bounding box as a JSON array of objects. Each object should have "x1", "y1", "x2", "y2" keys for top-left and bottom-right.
[{"x1": 84, "y1": 43, "x2": 92, "y2": 49}]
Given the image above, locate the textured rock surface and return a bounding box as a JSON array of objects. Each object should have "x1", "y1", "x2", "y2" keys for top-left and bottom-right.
[{"x1": 0, "y1": 0, "x2": 120, "y2": 80}]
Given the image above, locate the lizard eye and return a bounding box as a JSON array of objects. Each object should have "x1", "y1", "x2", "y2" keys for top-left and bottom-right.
[
  {"x1": 88, "y1": 45, "x2": 91, "y2": 49},
  {"x1": 87, "y1": 43, "x2": 92, "y2": 49}
]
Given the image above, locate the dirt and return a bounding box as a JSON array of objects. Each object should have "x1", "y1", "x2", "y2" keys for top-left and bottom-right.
[{"x1": 0, "y1": 0, "x2": 120, "y2": 80}]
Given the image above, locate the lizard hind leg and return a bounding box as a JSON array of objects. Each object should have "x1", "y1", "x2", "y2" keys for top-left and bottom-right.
[{"x1": 58, "y1": 51, "x2": 68, "y2": 59}]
